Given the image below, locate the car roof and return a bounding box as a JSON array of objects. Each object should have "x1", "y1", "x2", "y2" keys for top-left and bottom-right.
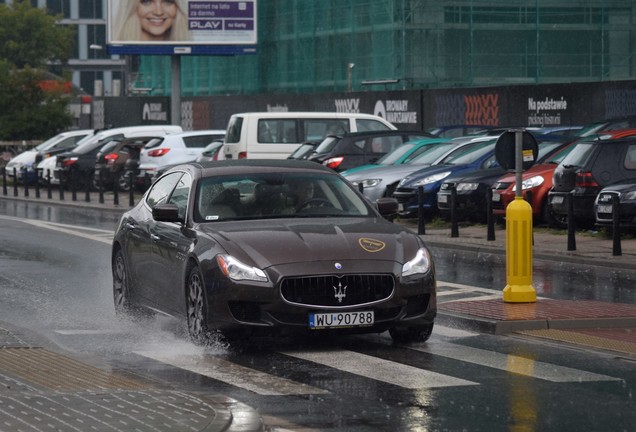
[{"x1": 172, "y1": 159, "x2": 338, "y2": 178}]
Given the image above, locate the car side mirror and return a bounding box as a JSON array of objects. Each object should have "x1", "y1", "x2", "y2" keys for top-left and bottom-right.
[
  {"x1": 375, "y1": 197, "x2": 399, "y2": 218},
  {"x1": 152, "y1": 203, "x2": 182, "y2": 223}
]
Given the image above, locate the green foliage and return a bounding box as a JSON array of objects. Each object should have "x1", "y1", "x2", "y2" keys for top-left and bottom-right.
[{"x1": 0, "y1": 1, "x2": 75, "y2": 140}]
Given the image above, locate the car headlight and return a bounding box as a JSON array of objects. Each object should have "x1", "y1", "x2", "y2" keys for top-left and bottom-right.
[
  {"x1": 512, "y1": 176, "x2": 544, "y2": 192},
  {"x1": 623, "y1": 191, "x2": 636, "y2": 201},
  {"x1": 353, "y1": 179, "x2": 381, "y2": 188},
  {"x1": 402, "y1": 248, "x2": 432, "y2": 277},
  {"x1": 217, "y1": 254, "x2": 268, "y2": 282},
  {"x1": 412, "y1": 171, "x2": 451, "y2": 187},
  {"x1": 456, "y1": 182, "x2": 479, "y2": 191}
]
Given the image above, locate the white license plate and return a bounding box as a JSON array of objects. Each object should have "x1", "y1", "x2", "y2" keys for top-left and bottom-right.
[
  {"x1": 398, "y1": 203, "x2": 404, "y2": 212},
  {"x1": 438, "y1": 194, "x2": 448, "y2": 203},
  {"x1": 492, "y1": 193, "x2": 501, "y2": 202},
  {"x1": 597, "y1": 205, "x2": 612, "y2": 214},
  {"x1": 551, "y1": 195, "x2": 564, "y2": 205},
  {"x1": 309, "y1": 311, "x2": 374, "y2": 329}
]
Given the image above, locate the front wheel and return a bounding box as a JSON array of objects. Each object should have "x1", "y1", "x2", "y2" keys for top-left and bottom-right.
[
  {"x1": 389, "y1": 322, "x2": 434, "y2": 343},
  {"x1": 186, "y1": 266, "x2": 212, "y2": 345},
  {"x1": 112, "y1": 248, "x2": 133, "y2": 316}
]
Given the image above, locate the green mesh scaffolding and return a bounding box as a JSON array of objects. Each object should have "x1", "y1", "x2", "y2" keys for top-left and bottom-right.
[{"x1": 133, "y1": 0, "x2": 636, "y2": 96}]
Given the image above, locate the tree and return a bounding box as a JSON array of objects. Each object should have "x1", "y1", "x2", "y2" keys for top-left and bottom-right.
[{"x1": 0, "y1": 0, "x2": 76, "y2": 140}]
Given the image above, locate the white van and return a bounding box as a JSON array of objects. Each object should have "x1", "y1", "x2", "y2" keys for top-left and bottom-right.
[{"x1": 221, "y1": 112, "x2": 396, "y2": 160}]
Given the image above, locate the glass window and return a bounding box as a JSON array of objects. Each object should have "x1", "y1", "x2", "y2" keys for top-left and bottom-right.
[
  {"x1": 559, "y1": 142, "x2": 596, "y2": 168},
  {"x1": 167, "y1": 173, "x2": 192, "y2": 220},
  {"x1": 624, "y1": 144, "x2": 636, "y2": 170},
  {"x1": 195, "y1": 172, "x2": 370, "y2": 222},
  {"x1": 257, "y1": 120, "x2": 297, "y2": 143},
  {"x1": 355, "y1": 119, "x2": 392, "y2": 132},
  {"x1": 146, "y1": 172, "x2": 183, "y2": 208},
  {"x1": 225, "y1": 116, "x2": 243, "y2": 143},
  {"x1": 303, "y1": 120, "x2": 349, "y2": 142},
  {"x1": 183, "y1": 135, "x2": 217, "y2": 148}
]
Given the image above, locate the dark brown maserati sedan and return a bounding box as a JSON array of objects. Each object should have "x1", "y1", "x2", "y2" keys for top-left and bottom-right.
[{"x1": 111, "y1": 159, "x2": 436, "y2": 344}]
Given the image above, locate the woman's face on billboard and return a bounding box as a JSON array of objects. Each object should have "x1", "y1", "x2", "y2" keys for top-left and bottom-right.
[{"x1": 137, "y1": 0, "x2": 178, "y2": 41}]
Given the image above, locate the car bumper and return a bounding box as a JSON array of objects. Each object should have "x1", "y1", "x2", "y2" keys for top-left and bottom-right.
[
  {"x1": 548, "y1": 190, "x2": 597, "y2": 221},
  {"x1": 203, "y1": 261, "x2": 437, "y2": 336}
]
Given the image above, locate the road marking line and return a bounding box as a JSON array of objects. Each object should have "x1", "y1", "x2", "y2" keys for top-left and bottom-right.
[
  {"x1": 433, "y1": 325, "x2": 479, "y2": 338},
  {"x1": 408, "y1": 341, "x2": 623, "y2": 383},
  {"x1": 135, "y1": 351, "x2": 329, "y2": 396},
  {"x1": 280, "y1": 350, "x2": 477, "y2": 389},
  {"x1": 0, "y1": 215, "x2": 113, "y2": 244}
]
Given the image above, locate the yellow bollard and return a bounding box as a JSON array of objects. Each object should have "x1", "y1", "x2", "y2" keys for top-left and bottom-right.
[{"x1": 503, "y1": 196, "x2": 537, "y2": 303}]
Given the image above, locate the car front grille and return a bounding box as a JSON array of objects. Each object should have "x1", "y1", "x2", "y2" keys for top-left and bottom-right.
[
  {"x1": 280, "y1": 274, "x2": 395, "y2": 308},
  {"x1": 392, "y1": 188, "x2": 415, "y2": 204}
]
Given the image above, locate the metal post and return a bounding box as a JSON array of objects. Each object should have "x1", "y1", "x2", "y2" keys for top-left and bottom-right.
[
  {"x1": 450, "y1": 187, "x2": 459, "y2": 238},
  {"x1": 417, "y1": 186, "x2": 426, "y2": 235},
  {"x1": 13, "y1": 168, "x2": 18, "y2": 197},
  {"x1": 567, "y1": 193, "x2": 576, "y2": 251},
  {"x1": 47, "y1": 170, "x2": 52, "y2": 199},
  {"x1": 84, "y1": 171, "x2": 91, "y2": 202},
  {"x1": 612, "y1": 194, "x2": 622, "y2": 256},
  {"x1": 2, "y1": 167, "x2": 7, "y2": 195},
  {"x1": 23, "y1": 169, "x2": 29, "y2": 198},
  {"x1": 129, "y1": 171, "x2": 135, "y2": 207},
  {"x1": 486, "y1": 187, "x2": 495, "y2": 241},
  {"x1": 35, "y1": 168, "x2": 41, "y2": 198},
  {"x1": 98, "y1": 170, "x2": 105, "y2": 204}
]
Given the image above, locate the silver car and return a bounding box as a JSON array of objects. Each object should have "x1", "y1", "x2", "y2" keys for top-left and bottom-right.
[{"x1": 343, "y1": 136, "x2": 491, "y2": 203}]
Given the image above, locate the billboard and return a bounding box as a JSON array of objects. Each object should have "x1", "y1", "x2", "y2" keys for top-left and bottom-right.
[{"x1": 107, "y1": 0, "x2": 257, "y2": 55}]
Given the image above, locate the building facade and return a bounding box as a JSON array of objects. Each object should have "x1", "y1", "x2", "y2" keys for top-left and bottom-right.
[{"x1": 2, "y1": 1, "x2": 636, "y2": 98}]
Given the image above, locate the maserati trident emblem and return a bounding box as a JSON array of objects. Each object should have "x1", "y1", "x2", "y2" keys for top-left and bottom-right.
[{"x1": 333, "y1": 281, "x2": 347, "y2": 303}]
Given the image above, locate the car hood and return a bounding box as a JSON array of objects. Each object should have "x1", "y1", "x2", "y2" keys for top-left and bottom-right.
[
  {"x1": 343, "y1": 163, "x2": 432, "y2": 181},
  {"x1": 444, "y1": 166, "x2": 506, "y2": 184},
  {"x1": 198, "y1": 218, "x2": 422, "y2": 268},
  {"x1": 8, "y1": 151, "x2": 37, "y2": 165},
  {"x1": 495, "y1": 163, "x2": 557, "y2": 183}
]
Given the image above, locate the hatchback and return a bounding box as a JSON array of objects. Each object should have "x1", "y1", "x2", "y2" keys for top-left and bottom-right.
[
  {"x1": 594, "y1": 178, "x2": 636, "y2": 230},
  {"x1": 548, "y1": 136, "x2": 636, "y2": 227},
  {"x1": 137, "y1": 130, "x2": 225, "y2": 181},
  {"x1": 307, "y1": 130, "x2": 434, "y2": 172}
]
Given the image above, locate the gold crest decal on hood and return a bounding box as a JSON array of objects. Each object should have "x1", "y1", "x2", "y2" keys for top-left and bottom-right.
[{"x1": 358, "y1": 238, "x2": 386, "y2": 252}]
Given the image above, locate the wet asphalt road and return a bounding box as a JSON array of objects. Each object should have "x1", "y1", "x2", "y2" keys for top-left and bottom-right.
[{"x1": 0, "y1": 200, "x2": 635, "y2": 431}]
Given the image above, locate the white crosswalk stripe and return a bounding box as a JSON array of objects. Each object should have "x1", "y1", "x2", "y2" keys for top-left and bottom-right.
[
  {"x1": 280, "y1": 349, "x2": 477, "y2": 389},
  {"x1": 135, "y1": 351, "x2": 329, "y2": 396},
  {"x1": 407, "y1": 340, "x2": 623, "y2": 383}
]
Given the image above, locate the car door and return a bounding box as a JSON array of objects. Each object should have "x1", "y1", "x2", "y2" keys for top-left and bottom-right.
[
  {"x1": 127, "y1": 172, "x2": 184, "y2": 304},
  {"x1": 149, "y1": 172, "x2": 194, "y2": 314}
]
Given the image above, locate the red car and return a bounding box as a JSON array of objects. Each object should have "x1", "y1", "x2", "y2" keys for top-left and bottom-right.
[{"x1": 491, "y1": 129, "x2": 636, "y2": 227}]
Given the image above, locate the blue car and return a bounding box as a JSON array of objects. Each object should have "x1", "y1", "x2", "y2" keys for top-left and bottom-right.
[{"x1": 392, "y1": 136, "x2": 500, "y2": 217}]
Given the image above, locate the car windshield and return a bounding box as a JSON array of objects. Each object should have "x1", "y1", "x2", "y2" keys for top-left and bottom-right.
[
  {"x1": 441, "y1": 139, "x2": 496, "y2": 165},
  {"x1": 406, "y1": 142, "x2": 458, "y2": 165},
  {"x1": 375, "y1": 143, "x2": 416, "y2": 164},
  {"x1": 314, "y1": 136, "x2": 340, "y2": 153},
  {"x1": 559, "y1": 142, "x2": 596, "y2": 168},
  {"x1": 195, "y1": 172, "x2": 371, "y2": 222}
]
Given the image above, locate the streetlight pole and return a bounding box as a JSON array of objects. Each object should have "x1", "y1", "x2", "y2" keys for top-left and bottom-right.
[{"x1": 347, "y1": 63, "x2": 355, "y2": 93}]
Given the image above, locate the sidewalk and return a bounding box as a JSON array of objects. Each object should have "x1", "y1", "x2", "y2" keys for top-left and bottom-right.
[{"x1": 396, "y1": 219, "x2": 636, "y2": 357}]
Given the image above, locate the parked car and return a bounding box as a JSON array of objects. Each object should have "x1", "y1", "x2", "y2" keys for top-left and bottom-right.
[
  {"x1": 548, "y1": 135, "x2": 636, "y2": 227},
  {"x1": 287, "y1": 141, "x2": 321, "y2": 160},
  {"x1": 491, "y1": 129, "x2": 636, "y2": 227},
  {"x1": 306, "y1": 130, "x2": 435, "y2": 172},
  {"x1": 5, "y1": 129, "x2": 93, "y2": 184},
  {"x1": 437, "y1": 137, "x2": 573, "y2": 223},
  {"x1": 594, "y1": 178, "x2": 636, "y2": 230},
  {"x1": 392, "y1": 136, "x2": 500, "y2": 217},
  {"x1": 425, "y1": 125, "x2": 498, "y2": 138},
  {"x1": 196, "y1": 140, "x2": 224, "y2": 162},
  {"x1": 344, "y1": 136, "x2": 493, "y2": 205},
  {"x1": 221, "y1": 112, "x2": 397, "y2": 160},
  {"x1": 111, "y1": 159, "x2": 436, "y2": 344},
  {"x1": 137, "y1": 130, "x2": 226, "y2": 182},
  {"x1": 341, "y1": 137, "x2": 452, "y2": 176},
  {"x1": 54, "y1": 125, "x2": 182, "y2": 190},
  {"x1": 94, "y1": 136, "x2": 160, "y2": 191}
]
